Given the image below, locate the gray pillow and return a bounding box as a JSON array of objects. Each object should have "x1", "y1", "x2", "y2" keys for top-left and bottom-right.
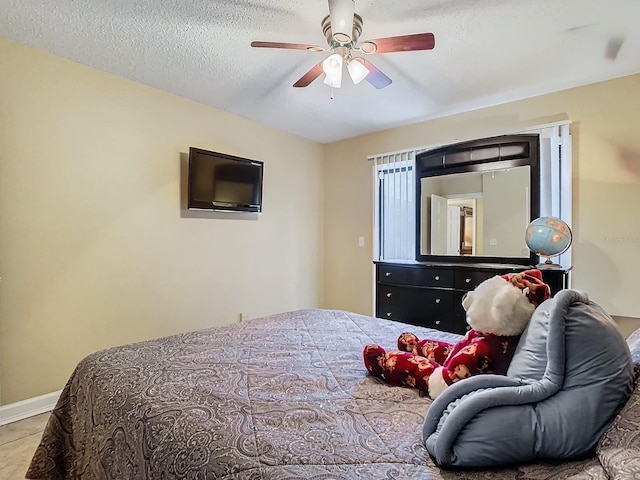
[{"x1": 507, "y1": 297, "x2": 552, "y2": 381}]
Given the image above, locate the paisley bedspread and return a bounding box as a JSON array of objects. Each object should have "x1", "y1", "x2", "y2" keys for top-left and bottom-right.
[{"x1": 26, "y1": 309, "x2": 604, "y2": 479}]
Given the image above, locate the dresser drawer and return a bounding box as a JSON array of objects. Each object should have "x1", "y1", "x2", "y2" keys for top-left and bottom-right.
[
  {"x1": 376, "y1": 285, "x2": 454, "y2": 330},
  {"x1": 377, "y1": 285, "x2": 452, "y2": 313},
  {"x1": 376, "y1": 287, "x2": 459, "y2": 333},
  {"x1": 454, "y1": 270, "x2": 499, "y2": 290},
  {"x1": 377, "y1": 265, "x2": 454, "y2": 287}
]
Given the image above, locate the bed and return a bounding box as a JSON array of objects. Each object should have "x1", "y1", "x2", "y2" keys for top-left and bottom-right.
[{"x1": 27, "y1": 307, "x2": 640, "y2": 479}]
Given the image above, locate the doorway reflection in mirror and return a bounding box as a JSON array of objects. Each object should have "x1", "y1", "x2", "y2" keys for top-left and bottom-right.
[{"x1": 421, "y1": 166, "x2": 530, "y2": 257}]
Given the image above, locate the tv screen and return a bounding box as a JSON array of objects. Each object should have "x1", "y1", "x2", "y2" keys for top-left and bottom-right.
[{"x1": 188, "y1": 147, "x2": 263, "y2": 213}]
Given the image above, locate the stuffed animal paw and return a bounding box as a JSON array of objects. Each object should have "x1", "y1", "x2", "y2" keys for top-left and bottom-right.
[
  {"x1": 397, "y1": 332, "x2": 453, "y2": 364},
  {"x1": 363, "y1": 344, "x2": 438, "y2": 393}
]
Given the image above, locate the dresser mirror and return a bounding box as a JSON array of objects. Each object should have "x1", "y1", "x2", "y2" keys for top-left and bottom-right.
[{"x1": 415, "y1": 135, "x2": 539, "y2": 265}]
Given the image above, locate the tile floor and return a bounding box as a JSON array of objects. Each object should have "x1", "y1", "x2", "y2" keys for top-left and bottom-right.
[{"x1": 0, "y1": 412, "x2": 50, "y2": 480}]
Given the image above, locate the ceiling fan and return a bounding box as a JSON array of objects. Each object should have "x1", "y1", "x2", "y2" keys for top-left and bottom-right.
[{"x1": 251, "y1": 0, "x2": 435, "y2": 91}]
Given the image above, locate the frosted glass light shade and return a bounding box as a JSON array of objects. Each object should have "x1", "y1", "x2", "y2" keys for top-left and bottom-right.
[
  {"x1": 322, "y1": 53, "x2": 343, "y2": 75},
  {"x1": 323, "y1": 72, "x2": 342, "y2": 88},
  {"x1": 322, "y1": 53, "x2": 343, "y2": 88},
  {"x1": 347, "y1": 58, "x2": 369, "y2": 84}
]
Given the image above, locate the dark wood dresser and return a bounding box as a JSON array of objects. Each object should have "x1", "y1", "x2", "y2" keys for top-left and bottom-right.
[{"x1": 375, "y1": 261, "x2": 571, "y2": 335}]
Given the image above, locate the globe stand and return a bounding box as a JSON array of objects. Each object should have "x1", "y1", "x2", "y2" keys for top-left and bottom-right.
[{"x1": 536, "y1": 256, "x2": 564, "y2": 269}]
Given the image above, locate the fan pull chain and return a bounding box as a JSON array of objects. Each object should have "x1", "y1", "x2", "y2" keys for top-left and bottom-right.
[{"x1": 330, "y1": 87, "x2": 335, "y2": 100}]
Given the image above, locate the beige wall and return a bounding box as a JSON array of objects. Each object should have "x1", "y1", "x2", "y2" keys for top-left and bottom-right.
[
  {"x1": 324, "y1": 74, "x2": 640, "y2": 322},
  {"x1": 0, "y1": 39, "x2": 325, "y2": 404}
]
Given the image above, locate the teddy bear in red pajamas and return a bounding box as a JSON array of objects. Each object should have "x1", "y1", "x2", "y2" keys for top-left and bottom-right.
[{"x1": 363, "y1": 269, "x2": 550, "y2": 399}]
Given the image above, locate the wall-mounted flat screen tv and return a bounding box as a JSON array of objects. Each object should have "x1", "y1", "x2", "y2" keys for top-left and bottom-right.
[{"x1": 188, "y1": 147, "x2": 264, "y2": 213}]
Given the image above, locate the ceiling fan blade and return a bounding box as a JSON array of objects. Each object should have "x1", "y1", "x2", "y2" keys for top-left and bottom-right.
[
  {"x1": 293, "y1": 62, "x2": 324, "y2": 87},
  {"x1": 362, "y1": 59, "x2": 392, "y2": 89},
  {"x1": 328, "y1": 0, "x2": 355, "y2": 42},
  {"x1": 361, "y1": 32, "x2": 435, "y2": 54},
  {"x1": 251, "y1": 41, "x2": 323, "y2": 51}
]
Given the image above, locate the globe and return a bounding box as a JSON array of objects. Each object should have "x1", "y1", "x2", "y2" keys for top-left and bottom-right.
[{"x1": 525, "y1": 216, "x2": 572, "y2": 266}]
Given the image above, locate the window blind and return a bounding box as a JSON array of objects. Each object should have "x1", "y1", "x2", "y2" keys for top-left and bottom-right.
[{"x1": 372, "y1": 150, "x2": 416, "y2": 261}]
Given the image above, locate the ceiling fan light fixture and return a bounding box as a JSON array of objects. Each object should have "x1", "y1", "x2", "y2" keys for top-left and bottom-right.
[
  {"x1": 323, "y1": 72, "x2": 342, "y2": 88},
  {"x1": 322, "y1": 52, "x2": 343, "y2": 74},
  {"x1": 328, "y1": 0, "x2": 355, "y2": 43},
  {"x1": 347, "y1": 57, "x2": 369, "y2": 84},
  {"x1": 322, "y1": 53, "x2": 343, "y2": 88}
]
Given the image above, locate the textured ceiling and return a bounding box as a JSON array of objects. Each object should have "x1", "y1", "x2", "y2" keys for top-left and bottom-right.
[{"x1": 1, "y1": 0, "x2": 639, "y2": 143}]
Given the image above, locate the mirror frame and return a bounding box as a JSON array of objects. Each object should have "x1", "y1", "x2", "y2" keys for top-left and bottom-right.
[{"x1": 415, "y1": 134, "x2": 539, "y2": 265}]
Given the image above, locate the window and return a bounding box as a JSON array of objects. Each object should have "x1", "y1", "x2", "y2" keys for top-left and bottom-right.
[{"x1": 373, "y1": 151, "x2": 416, "y2": 261}]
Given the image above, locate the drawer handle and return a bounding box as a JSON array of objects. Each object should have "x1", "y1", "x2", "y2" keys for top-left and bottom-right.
[
  {"x1": 435, "y1": 320, "x2": 441, "y2": 325},
  {"x1": 434, "y1": 275, "x2": 440, "y2": 281},
  {"x1": 465, "y1": 278, "x2": 472, "y2": 283},
  {"x1": 435, "y1": 298, "x2": 441, "y2": 304},
  {"x1": 385, "y1": 272, "x2": 392, "y2": 277},
  {"x1": 386, "y1": 312, "x2": 392, "y2": 317},
  {"x1": 386, "y1": 292, "x2": 393, "y2": 298}
]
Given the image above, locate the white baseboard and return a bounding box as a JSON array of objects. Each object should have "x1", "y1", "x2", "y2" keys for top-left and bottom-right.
[{"x1": 0, "y1": 390, "x2": 61, "y2": 426}]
